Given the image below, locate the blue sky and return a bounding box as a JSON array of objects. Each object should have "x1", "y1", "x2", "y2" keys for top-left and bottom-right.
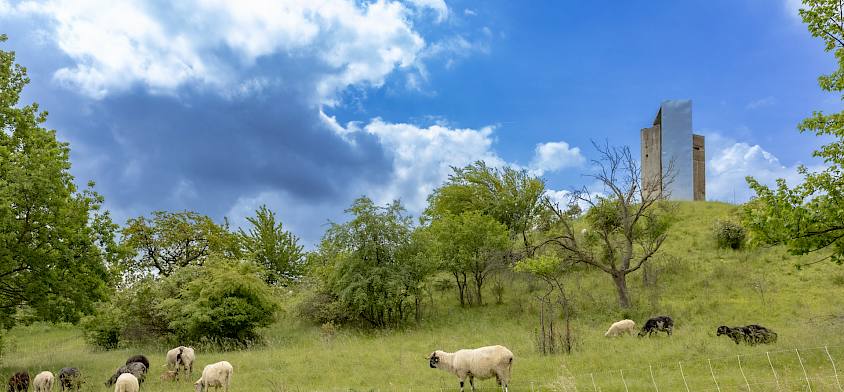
[{"x1": 0, "y1": 0, "x2": 838, "y2": 246}]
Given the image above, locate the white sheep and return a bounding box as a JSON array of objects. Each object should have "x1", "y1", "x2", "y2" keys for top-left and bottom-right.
[
  {"x1": 113, "y1": 373, "x2": 138, "y2": 392},
  {"x1": 165, "y1": 346, "x2": 196, "y2": 380},
  {"x1": 605, "y1": 319, "x2": 636, "y2": 337},
  {"x1": 194, "y1": 361, "x2": 233, "y2": 392},
  {"x1": 428, "y1": 345, "x2": 513, "y2": 392},
  {"x1": 33, "y1": 371, "x2": 54, "y2": 392}
]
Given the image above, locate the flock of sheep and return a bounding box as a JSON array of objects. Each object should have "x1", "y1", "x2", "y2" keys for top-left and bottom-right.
[
  {"x1": 423, "y1": 316, "x2": 775, "y2": 392},
  {"x1": 604, "y1": 315, "x2": 778, "y2": 346},
  {"x1": 5, "y1": 346, "x2": 233, "y2": 392},
  {"x1": 4, "y1": 316, "x2": 779, "y2": 392}
]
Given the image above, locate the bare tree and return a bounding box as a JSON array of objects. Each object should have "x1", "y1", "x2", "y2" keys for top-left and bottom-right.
[{"x1": 537, "y1": 142, "x2": 676, "y2": 308}]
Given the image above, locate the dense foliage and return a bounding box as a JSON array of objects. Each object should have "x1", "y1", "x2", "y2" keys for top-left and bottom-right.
[
  {"x1": 83, "y1": 257, "x2": 277, "y2": 348},
  {"x1": 0, "y1": 34, "x2": 116, "y2": 327},
  {"x1": 712, "y1": 220, "x2": 746, "y2": 250},
  {"x1": 305, "y1": 197, "x2": 430, "y2": 328},
  {"x1": 745, "y1": 0, "x2": 844, "y2": 264},
  {"x1": 239, "y1": 205, "x2": 305, "y2": 285}
]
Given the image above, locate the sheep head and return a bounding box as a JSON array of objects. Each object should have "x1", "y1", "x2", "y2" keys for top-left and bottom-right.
[
  {"x1": 716, "y1": 326, "x2": 730, "y2": 336},
  {"x1": 194, "y1": 379, "x2": 203, "y2": 392},
  {"x1": 427, "y1": 351, "x2": 441, "y2": 369}
]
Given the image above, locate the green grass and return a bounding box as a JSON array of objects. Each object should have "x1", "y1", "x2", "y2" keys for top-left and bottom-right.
[{"x1": 3, "y1": 201, "x2": 844, "y2": 391}]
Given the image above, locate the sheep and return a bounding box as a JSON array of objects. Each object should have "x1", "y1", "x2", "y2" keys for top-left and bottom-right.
[
  {"x1": 604, "y1": 319, "x2": 636, "y2": 337},
  {"x1": 166, "y1": 346, "x2": 196, "y2": 380},
  {"x1": 7, "y1": 371, "x2": 29, "y2": 392},
  {"x1": 58, "y1": 368, "x2": 82, "y2": 391},
  {"x1": 125, "y1": 354, "x2": 150, "y2": 373},
  {"x1": 194, "y1": 361, "x2": 233, "y2": 392},
  {"x1": 427, "y1": 345, "x2": 514, "y2": 392},
  {"x1": 113, "y1": 373, "x2": 139, "y2": 392},
  {"x1": 717, "y1": 325, "x2": 777, "y2": 345},
  {"x1": 105, "y1": 362, "x2": 146, "y2": 387},
  {"x1": 33, "y1": 371, "x2": 53, "y2": 392},
  {"x1": 638, "y1": 316, "x2": 674, "y2": 337},
  {"x1": 160, "y1": 371, "x2": 178, "y2": 382}
]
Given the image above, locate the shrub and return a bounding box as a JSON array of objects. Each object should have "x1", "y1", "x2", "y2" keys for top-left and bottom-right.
[
  {"x1": 83, "y1": 257, "x2": 278, "y2": 349},
  {"x1": 713, "y1": 220, "x2": 746, "y2": 249},
  {"x1": 159, "y1": 258, "x2": 278, "y2": 345},
  {"x1": 81, "y1": 301, "x2": 125, "y2": 349}
]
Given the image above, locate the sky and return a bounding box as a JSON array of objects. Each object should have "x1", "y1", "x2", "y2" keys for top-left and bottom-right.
[{"x1": 0, "y1": 0, "x2": 839, "y2": 246}]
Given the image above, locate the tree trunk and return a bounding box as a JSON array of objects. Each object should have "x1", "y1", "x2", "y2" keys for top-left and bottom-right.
[
  {"x1": 612, "y1": 272, "x2": 632, "y2": 308},
  {"x1": 453, "y1": 272, "x2": 466, "y2": 307},
  {"x1": 474, "y1": 273, "x2": 484, "y2": 306}
]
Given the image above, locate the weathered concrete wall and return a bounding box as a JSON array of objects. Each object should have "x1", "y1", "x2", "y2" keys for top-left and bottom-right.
[
  {"x1": 693, "y1": 134, "x2": 705, "y2": 201},
  {"x1": 641, "y1": 125, "x2": 662, "y2": 198}
]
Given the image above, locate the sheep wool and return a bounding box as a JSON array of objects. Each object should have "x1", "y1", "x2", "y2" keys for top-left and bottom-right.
[
  {"x1": 605, "y1": 319, "x2": 636, "y2": 337},
  {"x1": 165, "y1": 346, "x2": 196, "y2": 380},
  {"x1": 33, "y1": 371, "x2": 54, "y2": 392},
  {"x1": 113, "y1": 373, "x2": 139, "y2": 392},
  {"x1": 194, "y1": 360, "x2": 233, "y2": 392},
  {"x1": 428, "y1": 345, "x2": 513, "y2": 392}
]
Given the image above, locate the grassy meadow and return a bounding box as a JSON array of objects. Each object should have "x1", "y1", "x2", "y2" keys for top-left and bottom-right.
[{"x1": 3, "y1": 201, "x2": 844, "y2": 391}]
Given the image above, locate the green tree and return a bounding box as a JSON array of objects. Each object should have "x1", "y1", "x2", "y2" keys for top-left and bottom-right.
[
  {"x1": 121, "y1": 210, "x2": 239, "y2": 278},
  {"x1": 314, "y1": 197, "x2": 427, "y2": 327},
  {"x1": 426, "y1": 211, "x2": 510, "y2": 306},
  {"x1": 0, "y1": 34, "x2": 116, "y2": 326},
  {"x1": 745, "y1": 0, "x2": 844, "y2": 265},
  {"x1": 535, "y1": 144, "x2": 674, "y2": 308},
  {"x1": 426, "y1": 161, "x2": 546, "y2": 255},
  {"x1": 239, "y1": 205, "x2": 304, "y2": 285}
]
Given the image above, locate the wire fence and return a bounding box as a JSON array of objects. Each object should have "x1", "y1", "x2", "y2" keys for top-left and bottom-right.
[{"x1": 549, "y1": 344, "x2": 844, "y2": 392}]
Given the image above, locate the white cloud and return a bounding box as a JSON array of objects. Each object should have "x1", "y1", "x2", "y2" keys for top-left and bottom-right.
[
  {"x1": 529, "y1": 141, "x2": 585, "y2": 176},
  {"x1": 464, "y1": 8, "x2": 476, "y2": 16},
  {"x1": 323, "y1": 116, "x2": 585, "y2": 213},
  {"x1": 746, "y1": 96, "x2": 776, "y2": 110},
  {"x1": 705, "y1": 133, "x2": 814, "y2": 203},
  {"x1": 406, "y1": 0, "x2": 449, "y2": 22},
  {"x1": 7, "y1": 0, "x2": 431, "y2": 102}
]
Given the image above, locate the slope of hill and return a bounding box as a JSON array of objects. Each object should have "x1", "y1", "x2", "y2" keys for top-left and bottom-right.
[{"x1": 2, "y1": 201, "x2": 843, "y2": 391}]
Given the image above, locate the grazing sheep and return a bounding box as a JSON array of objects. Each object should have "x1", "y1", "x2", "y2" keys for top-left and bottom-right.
[
  {"x1": 428, "y1": 345, "x2": 514, "y2": 392},
  {"x1": 638, "y1": 316, "x2": 674, "y2": 337},
  {"x1": 194, "y1": 361, "x2": 233, "y2": 392},
  {"x1": 166, "y1": 346, "x2": 196, "y2": 379},
  {"x1": 125, "y1": 355, "x2": 150, "y2": 373},
  {"x1": 58, "y1": 368, "x2": 82, "y2": 391},
  {"x1": 717, "y1": 325, "x2": 777, "y2": 345},
  {"x1": 160, "y1": 371, "x2": 178, "y2": 382},
  {"x1": 7, "y1": 371, "x2": 29, "y2": 392},
  {"x1": 33, "y1": 371, "x2": 54, "y2": 392},
  {"x1": 105, "y1": 362, "x2": 146, "y2": 387},
  {"x1": 604, "y1": 319, "x2": 636, "y2": 337},
  {"x1": 113, "y1": 373, "x2": 139, "y2": 392}
]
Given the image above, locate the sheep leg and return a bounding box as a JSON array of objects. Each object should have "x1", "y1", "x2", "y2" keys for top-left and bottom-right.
[
  {"x1": 458, "y1": 378, "x2": 465, "y2": 392},
  {"x1": 469, "y1": 375, "x2": 476, "y2": 392}
]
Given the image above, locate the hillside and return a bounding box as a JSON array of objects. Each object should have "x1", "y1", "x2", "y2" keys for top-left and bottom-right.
[{"x1": 2, "y1": 201, "x2": 844, "y2": 391}]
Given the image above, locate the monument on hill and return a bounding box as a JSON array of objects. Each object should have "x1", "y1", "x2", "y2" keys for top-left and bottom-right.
[{"x1": 640, "y1": 100, "x2": 705, "y2": 201}]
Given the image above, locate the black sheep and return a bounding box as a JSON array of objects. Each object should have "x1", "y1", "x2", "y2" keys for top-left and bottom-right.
[
  {"x1": 125, "y1": 354, "x2": 150, "y2": 373},
  {"x1": 58, "y1": 367, "x2": 82, "y2": 391},
  {"x1": 105, "y1": 362, "x2": 147, "y2": 386},
  {"x1": 638, "y1": 316, "x2": 674, "y2": 337},
  {"x1": 7, "y1": 371, "x2": 29, "y2": 392},
  {"x1": 716, "y1": 325, "x2": 777, "y2": 345}
]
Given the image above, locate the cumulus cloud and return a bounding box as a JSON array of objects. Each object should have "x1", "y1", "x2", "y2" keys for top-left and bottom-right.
[
  {"x1": 705, "y1": 133, "x2": 815, "y2": 203},
  {"x1": 406, "y1": 0, "x2": 449, "y2": 22},
  {"x1": 7, "y1": 0, "x2": 435, "y2": 102},
  {"x1": 529, "y1": 141, "x2": 585, "y2": 176}
]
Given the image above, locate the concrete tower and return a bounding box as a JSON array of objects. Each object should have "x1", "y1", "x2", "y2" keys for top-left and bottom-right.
[{"x1": 640, "y1": 100, "x2": 705, "y2": 201}]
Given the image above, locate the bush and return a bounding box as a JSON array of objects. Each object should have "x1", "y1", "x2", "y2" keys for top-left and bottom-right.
[
  {"x1": 713, "y1": 220, "x2": 746, "y2": 249},
  {"x1": 83, "y1": 257, "x2": 278, "y2": 349},
  {"x1": 159, "y1": 258, "x2": 278, "y2": 346},
  {"x1": 81, "y1": 301, "x2": 125, "y2": 349}
]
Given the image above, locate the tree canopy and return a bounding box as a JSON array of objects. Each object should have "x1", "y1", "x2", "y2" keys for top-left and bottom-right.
[
  {"x1": 0, "y1": 34, "x2": 116, "y2": 326},
  {"x1": 745, "y1": 0, "x2": 844, "y2": 264},
  {"x1": 239, "y1": 205, "x2": 305, "y2": 285}
]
